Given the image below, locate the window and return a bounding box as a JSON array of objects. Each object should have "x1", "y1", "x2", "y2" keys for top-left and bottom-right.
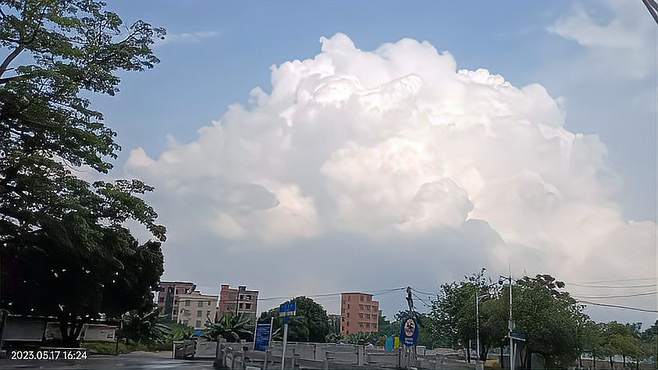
[
  {"x1": 198, "y1": 301, "x2": 203, "y2": 307},
  {"x1": 195, "y1": 320, "x2": 201, "y2": 327},
  {"x1": 360, "y1": 296, "x2": 363, "y2": 301},
  {"x1": 246, "y1": 295, "x2": 252, "y2": 301},
  {"x1": 239, "y1": 294, "x2": 244, "y2": 300},
  {"x1": 347, "y1": 313, "x2": 350, "y2": 318},
  {"x1": 185, "y1": 300, "x2": 190, "y2": 307},
  {"x1": 347, "y1": 296, "x2": 350, "y2": 301},
  {"x1": 197, "y1": 310, "x2": 202, "y2": 317},
  {"x1": 245, "y1": 303, "x2": 251, "y2": 309},
  {"x1": 239, "y1": 303, "x2": 244, "y2": 309},
  {"x1": 366, "y1": 305, "x2": 370, "y2": 311},
  {"x1": 359, "y1": 323, "x2": 364, "y2": 328}
]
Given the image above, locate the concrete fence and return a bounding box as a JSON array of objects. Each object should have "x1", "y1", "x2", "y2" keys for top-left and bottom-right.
[{"x1": 211, "y1": 341, "x2": 471, "y2": 370}]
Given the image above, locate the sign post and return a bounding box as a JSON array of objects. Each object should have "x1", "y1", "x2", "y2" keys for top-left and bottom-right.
[{"x1": 279, "y1": 300, "x2": 296, "y2": 370}]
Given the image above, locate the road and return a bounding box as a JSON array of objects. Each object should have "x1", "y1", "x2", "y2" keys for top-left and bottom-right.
[{"x1": 0, "y1": 351, "x2": 215, "y2": 369}]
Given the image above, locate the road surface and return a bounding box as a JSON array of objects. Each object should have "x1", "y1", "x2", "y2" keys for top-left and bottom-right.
[{"x1": 0, "y1": 351, "x2": 215, "y2": 369}]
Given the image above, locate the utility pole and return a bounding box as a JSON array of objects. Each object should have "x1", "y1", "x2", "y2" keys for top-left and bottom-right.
[
  {"x1": 508, "y1": 270, "x2": 514, "y2": 370},
  {"x1": 475, "y1": 293, "x2": 480, "y2": 360}
]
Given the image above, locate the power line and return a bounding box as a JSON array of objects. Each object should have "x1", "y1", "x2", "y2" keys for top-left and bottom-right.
[
  {"x1": 411, "y1": 292, "x2": 433, "y2": 310},
  {"x1": 578, "y1": 300, "x2": 658, "y2": 313},
  {"x1": 566, "y1": 282, "x2": 656, "y2": 289},
  {"x1": 572, "y1": 277, "x2": 656, "y2": 284},
  {"x1": 410, "y1": 287, "x2": 437, "y2": 296},
  {"x1": 256, "y1": 287, "x2": 406, "y2": 302},
  {"x1": 573, "y1": 291, "x2": 657, "y2": 299}
]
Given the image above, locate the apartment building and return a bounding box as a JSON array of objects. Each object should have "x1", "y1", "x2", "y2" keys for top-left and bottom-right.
[
  {"x1": 156, "y1": 281, "x2": 196, "y2": 320},
  {"x1": 217, "y1": 284, "x2": 259, "y2": 323},
  {"x1": 176, "y1": 290, "x2": 219, "y2": 330},
  {"x1": 340, "y1": 292, "x2": 379, "y2": 335}
]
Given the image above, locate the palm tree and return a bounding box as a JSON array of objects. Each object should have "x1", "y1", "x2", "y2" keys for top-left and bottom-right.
[{"x1": 203, "y1": 313, "x2": 252, "y2": 342}]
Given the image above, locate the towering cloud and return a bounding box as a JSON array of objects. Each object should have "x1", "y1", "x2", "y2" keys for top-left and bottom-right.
[{"x1": 126, "y1": 33, "x2": 655, "y2": 319}]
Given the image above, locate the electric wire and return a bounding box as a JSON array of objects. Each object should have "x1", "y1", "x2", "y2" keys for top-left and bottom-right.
[
  {"x1": 572, "y1": 291, "x2": 657, "y2": 299},
  {"x1": 577, "y1": 300, "x2": 658, "y2": 313}
]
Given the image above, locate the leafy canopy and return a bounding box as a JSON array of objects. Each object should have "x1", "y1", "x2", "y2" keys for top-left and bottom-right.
[{"x1": 0, "y1": 0, "x2": 165, "y2": 345}]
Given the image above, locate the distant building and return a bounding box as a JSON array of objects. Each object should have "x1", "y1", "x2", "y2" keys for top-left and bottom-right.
[
  {"x1": 217, "y1": 285, "x2": 259, "y2": 323},
  {"x1": 176, "y1": 291, "x2": 219, "y2": 330},
  {"x1": 156, "y1": 281, "x2": 196, "y2": 320},
  {"x1": 340, "y1": 292, "x2": 379, "y2": 335}
]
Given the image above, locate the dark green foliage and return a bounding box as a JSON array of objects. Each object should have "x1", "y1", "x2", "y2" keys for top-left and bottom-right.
[
  {"x1": 0, "y1": 0, "x2": 165, "y2": 346},
  {"x1": 203, "y1": 314, "x2": 253, "y2": 342},
  {"x1": 259, "y1": 296, "x2": 331, "y2": 343},
  {"x1": 429, "y1": 270, "x2": 590, "y2": 367},
  {"x1": 119, "y1": 307, "x2": 172, "y2": 345}
]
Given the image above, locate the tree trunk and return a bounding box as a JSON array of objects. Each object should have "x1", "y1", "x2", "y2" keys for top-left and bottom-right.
[
  {"x1": 501, "y1": 345, "x2": 504, "y2": 369},
  {"x1": 59, "y1": 319, "x2": 83, "y2": 347},
  {"x1": 467, "y1": 345, "x2": 471, "y2": 363},
  {"x1": 610, "y1": 356, "x2": 614, "y2": 369},
  {"x1": 527, "y1": 351, "x2": 532, "y2": 370},
  {"x1": 623, "y1": 355, "x2": 626, "y2": 367},
  {"x1": 481, "y1": 345, "x2": 489, "y2": 362}
]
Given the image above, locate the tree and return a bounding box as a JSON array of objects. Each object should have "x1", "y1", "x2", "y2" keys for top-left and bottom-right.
[
  {"x1": 378, "y1": 314, "x2": 399, "y2": 337},
  {"x1": 0, "y1": 0, "x2": 165, "y2": 346},
  {"x1": 259, "y1": 297, "x2": 331, "y2": 343},
  {"x1": 119, "y1": 306, "x2": 172, "y2": 345},
  {"x1": 429, "y1": 269, "x2": 505, "y2": 359},
  {"x1": 512, "y1": 275, "x2": 589, "y2": 369},
  {"x1": 203, "y1": 314, "x2": 253, "y2": 342}
]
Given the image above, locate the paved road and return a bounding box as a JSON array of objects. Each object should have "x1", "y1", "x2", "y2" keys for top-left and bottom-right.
[{"x1": 0, "y1": 351, "x2": 215, "y2": 369}]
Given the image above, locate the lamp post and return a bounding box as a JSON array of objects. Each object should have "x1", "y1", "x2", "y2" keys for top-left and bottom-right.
[
  {"x1": 475, "y1": 293, "x2": 489, "y2": 361},
  {"x1": 498, "y1": 273, "x2": 514, "y2": 370}
]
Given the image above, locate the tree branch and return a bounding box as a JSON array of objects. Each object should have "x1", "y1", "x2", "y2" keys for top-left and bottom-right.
[{"x1": 0, "y1": 45, "x2": 25, "y2": 78}]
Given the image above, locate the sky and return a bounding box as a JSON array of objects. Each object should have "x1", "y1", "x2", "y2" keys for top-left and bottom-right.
[{"x1": 87, "y1": 1, "x2": 656, "y2": 325}]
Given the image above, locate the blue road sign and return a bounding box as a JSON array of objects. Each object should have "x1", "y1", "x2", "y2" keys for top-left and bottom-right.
[
  {"x1": 399, "y1": 315, "x2": 419, "y2": 347},
  {"x1": 279, "y1": 300, "x2": 297, "y2": 316},
  {"x1": 254, "y1": 323, "x2": 272, "y2": 351}
]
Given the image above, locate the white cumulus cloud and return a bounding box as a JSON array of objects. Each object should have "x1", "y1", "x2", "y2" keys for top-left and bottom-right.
[{"x1": 126, "y1": 33, "x2": 655, "y2": 320}]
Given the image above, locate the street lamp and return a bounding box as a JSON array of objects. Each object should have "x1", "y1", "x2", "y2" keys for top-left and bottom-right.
[
  {"x1": 498, "y1": 274, "x2": 514, "y2": 370},
  {"x1": 475, "y1": 292, "x2": 489, "y2": 361}
]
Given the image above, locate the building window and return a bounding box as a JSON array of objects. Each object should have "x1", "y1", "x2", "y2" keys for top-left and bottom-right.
[
  {"x1": 185, "y1": 300, "x2": 190, "y2": 307},
  {"x1": 197, "y1": 310, "x2": 202, "y2": 318},
  {"x1": 195, "y1": 320, "x2": 201, "y2": 327},
  {"x1": 347, "y1": 313, "x2": 349, "y2": 318},
  {"x1": 360, "y1": 296, "x2": 363, "y2": 302},
  {"x1": 359, "y1": 313, "x2": 363, "y2": 319},
  {"x1": 198, "y1": 301, "x2": 203, "y2": 307},
  {"x1": 245, "y1": 303, "x2": 251, "y2": 309}
]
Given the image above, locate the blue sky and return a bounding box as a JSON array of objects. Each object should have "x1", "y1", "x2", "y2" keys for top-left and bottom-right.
[{"x1": 90, "y1": 1, "x2": 656, "y2": 323}]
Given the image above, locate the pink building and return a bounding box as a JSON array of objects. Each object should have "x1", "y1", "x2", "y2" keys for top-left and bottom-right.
[{"x1": 340, "y1": 292, "x2": 379, "y2": 335}]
